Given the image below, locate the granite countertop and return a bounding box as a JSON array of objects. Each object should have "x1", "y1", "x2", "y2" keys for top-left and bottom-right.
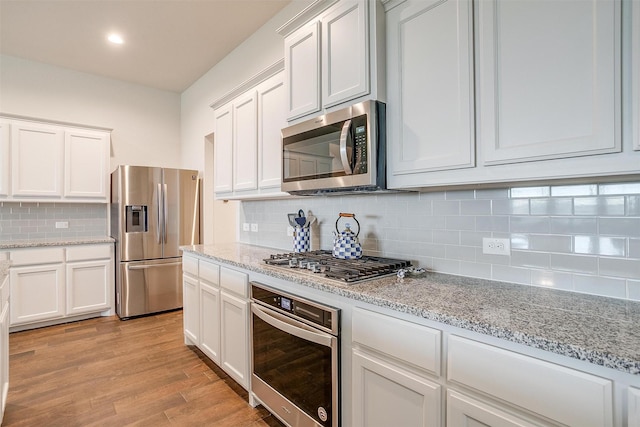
[
  {"x1": 0, "y1": 236, "x2": 114, "y2": 250},
  {"x1": 182, "y1": 242, "x2": 640, "y2": 376}
]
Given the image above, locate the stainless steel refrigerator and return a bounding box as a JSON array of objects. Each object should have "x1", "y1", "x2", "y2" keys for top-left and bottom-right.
[{"x1": 111, "y1": 165, "x2": 200, "y2": 319}]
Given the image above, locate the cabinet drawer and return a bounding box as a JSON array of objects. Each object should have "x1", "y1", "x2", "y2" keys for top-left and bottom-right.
[
  {"x1": 352, "y1": 307, "x2": 441, "y2": 375},
  {"x1": 10, "y1": 247, "x2": 64, "y2": 266},
  {"x1": 199, "y1": 261, "x2": 219, "y2": 286},
  {"x1": 220, "y1": 267, "x2": 248, "y2": 298},
  {"x1": 447, "y1": 335, "x2": 613, "y2": 427},
  {"x1": 182, "y1": 255, "x2": 198, "y2": 277},
  {"x1": 66, "y1": 244, "x2": 111, "y2": 262}
]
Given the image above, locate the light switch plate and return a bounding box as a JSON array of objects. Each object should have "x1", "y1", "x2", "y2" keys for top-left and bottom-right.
[
  {"x1": 55, "y1": 221, "x2": 69, "y2": 229},
  {"x1": 250, "y1": 223, "x2": 258, "y2": 232}
]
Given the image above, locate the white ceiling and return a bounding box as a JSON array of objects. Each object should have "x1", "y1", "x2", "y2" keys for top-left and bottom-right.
[{"x1": 0, "y1": 0, "x2": 291, "y2": 93}]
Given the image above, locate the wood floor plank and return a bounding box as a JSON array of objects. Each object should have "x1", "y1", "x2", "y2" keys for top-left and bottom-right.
[{"x1": 4, "y1": 311, "x2": 284, "y2": 426}]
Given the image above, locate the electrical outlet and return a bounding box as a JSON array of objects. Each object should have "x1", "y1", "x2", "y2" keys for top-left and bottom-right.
[
  {"x1": 242, "y1": 223, "x2": 250, "y2": 232},
  {"x1": 55, "y1": 221, "x2": 69, "y2": 229},
  {"x1": 250, "y1": 223, "x2": 258, "y2": 232},
  {"x1": 286, "y1": 226, "x2": 294, "y2": 237},
  {"x1": 482, "y1": 238, "x2": 511, "y2": 255}
]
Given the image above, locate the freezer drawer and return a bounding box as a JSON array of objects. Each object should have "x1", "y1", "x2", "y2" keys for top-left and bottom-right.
[{"x1": 117, "y1": 258, "x2": 183, "y2": 319}]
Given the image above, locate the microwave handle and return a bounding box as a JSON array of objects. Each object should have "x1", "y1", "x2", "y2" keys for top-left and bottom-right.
[{"x1": 339, "y1": 119, "x2": 353, "y2": 175}]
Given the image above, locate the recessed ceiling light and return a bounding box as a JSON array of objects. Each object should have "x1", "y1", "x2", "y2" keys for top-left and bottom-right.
[{"x1": 107, "y1": 33, "x2": 124, "y2": 45}]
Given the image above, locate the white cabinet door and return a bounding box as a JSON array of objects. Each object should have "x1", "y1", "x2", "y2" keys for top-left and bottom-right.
[
  {"x1": 386, "y1": 0, "x2": 474, "y2": 185},
  {"x1": 233, "y1": 91, "x2": 258, "y2": 192},
  {"x1": 199, "y1": 281, "x2": 220, "y2": 364},
  {"x1": 65, "y1": 260, "x2": 111, "y2": 315},
  {"x1": 477, "y1": 0, "x2": 619, "y2": 164},
  {"x1": 0, "y1": 120, "x2": 9, "y2": 198},
  {"x1": 352, "y1": 349, "x2": 441, "y2": 427},
  {"x1": 214, "y1": 104, "x2": 233, "y2": 194},
  {"x1": 285, "y1": 21, "x2": 321, "y2": 120},
  {"x1": 447, "y1": 390, "x2": 543, "y2": 427},
  {"x1": 182, "y1": 274, "x2": 199, "y2": 344},
  {"x1": 257, "y1": 72, "x2": 286, "y2": 190},
  {"x1": 632, "y1": 0, "x2": 640, "y2": 151},
  {"x1": 630, "y1": 387, "x2": 640, "y2": 427},
  {"x1": 220, "y1": 290, "x2": 249, "y2": 389},
  {"x1": 322, "y1": 0, "x2": 368, "y2": 108},
  {"x1": 0, "y1": 275, "x2": 8, "y2": 424},
  {"x1": 10, "y1": 263, "x2": 65, "y2": 325},
  {"x1": 64, "y1": 129, "x2": 109, "y2": 200},
  {"x1": 11, "y1": 122, "x2": 64, "y2": 198}
]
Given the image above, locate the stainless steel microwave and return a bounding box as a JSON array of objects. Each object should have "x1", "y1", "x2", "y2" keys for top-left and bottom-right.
[{"x1": 281, "y1": 100, "x2": 386, "y2": 195}]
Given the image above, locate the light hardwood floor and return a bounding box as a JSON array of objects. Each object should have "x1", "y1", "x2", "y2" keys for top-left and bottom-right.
[{"x1": 4, "y1": 310, "x2": 284, "y2": 426}]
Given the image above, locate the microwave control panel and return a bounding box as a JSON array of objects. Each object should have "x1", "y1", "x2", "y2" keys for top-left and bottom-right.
[{"x1": 353, "y1": 115, "x2": 368, "y2": 174}]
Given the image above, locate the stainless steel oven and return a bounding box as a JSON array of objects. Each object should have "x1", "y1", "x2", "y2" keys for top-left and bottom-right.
[{"x1": 250, "y1": 282, "x2": 340, "y2": 427}]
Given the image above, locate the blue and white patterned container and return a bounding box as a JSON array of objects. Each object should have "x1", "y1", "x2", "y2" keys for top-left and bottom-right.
[{"x1": 293, "y1": 227, "x2": 310, "y2": 253}]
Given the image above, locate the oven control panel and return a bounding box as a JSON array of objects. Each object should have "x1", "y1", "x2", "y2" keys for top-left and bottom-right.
[{"x1": 251, "y1": 282, "x2": 339, "y2": 335}]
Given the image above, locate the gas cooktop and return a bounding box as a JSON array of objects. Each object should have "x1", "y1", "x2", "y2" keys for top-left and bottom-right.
[{"x1": 264, "y1": 250, "x2": 412, "y2": 283}]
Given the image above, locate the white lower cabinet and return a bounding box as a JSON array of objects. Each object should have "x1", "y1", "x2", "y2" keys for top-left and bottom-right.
[
  {"x1": 352, "y1": 348, "x2": 441, "y2": 427},
  {"x1": 446, "y1": 390, "x2": 542, "y2": 427},
  {"x1": 630, "y1": 387, "x2": 640, "y2": 427},
  {"x1": 8, "y1": 244, "x2": 113, "y2": 329},
  {"x1": 0, "y1": 272, "x2": 9, "y2": 424},
  {"x1": 182, "y1": 254, "x2": 249, "y2": 390}
]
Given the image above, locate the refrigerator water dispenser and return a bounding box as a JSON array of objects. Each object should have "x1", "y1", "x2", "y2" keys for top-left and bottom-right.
[{"x1": 125, "y1": 205, "x2": 148, "y2": 233}]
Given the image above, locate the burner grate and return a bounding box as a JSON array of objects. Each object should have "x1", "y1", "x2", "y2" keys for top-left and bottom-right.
[{"x1": 264, "y1": 250, "x2": 412, "y2": 283}]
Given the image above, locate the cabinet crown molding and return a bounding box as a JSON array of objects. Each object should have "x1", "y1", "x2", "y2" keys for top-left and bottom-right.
[
  {"x1": 0, "y1": 113, "x2": 112, "y2": 133},
  {"x1": 209, "y1": 59, "x2": 284, "y2": 110},
  {"x1": 276, "y1": 0, "x2": 338, "y2": 36}
]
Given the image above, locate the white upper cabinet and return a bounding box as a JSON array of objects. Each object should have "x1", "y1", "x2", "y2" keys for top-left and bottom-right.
[
  {"x1": 322, "y1": 0, "x2": 369, "y2": 108},
  {"x1": 280, "y1": 0, "x2": 384, "y2": 122},
  {"x1": 477, "y1": 0, "x2": 619, "y2": 164},
  {"x1": 257, "y1": 72, "x2": 287, "y2": 189},
  {"x1": 213, "y1": 104, "x2": 234, "y2": 194},
  {"x1": 1, "y1": 116, "x2": 111, "y2": 202},
  {"x1": 386, "y1": 0, "x2": 475, "y2": 186},
  {"x1": 232, "y1": 91, "x2": 258, "y2": 192},
  {"x1": 211, "y1": 65, "x2": 288, "y2": 200},
  {"x1": 0, "y1": 120, "x2": 9, "y2": 198},
  {"x1": 11, "y1": 121, "x2": 64, "y2": 198},
  {"x1": 285, "y1": 21, "x2": 321, "y2": 119},
  {"x1": 64, "y1": 129, "x2": 109, "y2": 199},
  {"x1": 633, "y1": 0, "x2": 640, "y2": 151}
]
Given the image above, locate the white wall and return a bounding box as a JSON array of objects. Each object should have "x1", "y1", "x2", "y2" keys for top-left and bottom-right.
[
  {"x1": 180, "y1": 0, "x2": 312, "y2": 244},
  {"x1": 0, "y1": 54, "x2": 182, "y2": 172}
]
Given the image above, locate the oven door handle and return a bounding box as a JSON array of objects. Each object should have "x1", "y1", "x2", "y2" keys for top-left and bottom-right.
[{"x1": 251, "y1": 303, "x2": 333, "y2": 347}]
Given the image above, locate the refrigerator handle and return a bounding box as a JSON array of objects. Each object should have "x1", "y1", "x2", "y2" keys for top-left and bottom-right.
[
  {"x1": 156, "y1": 183, "x2": 162, "y2": 244},
  {"x1": 163, "y1": 183, "x2": 168, "y2": 244}
]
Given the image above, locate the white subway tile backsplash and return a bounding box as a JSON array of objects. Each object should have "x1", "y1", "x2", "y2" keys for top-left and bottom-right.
[
  {"x1": 599, "y1": 258, "x2": 640, "y2": 280},
  {"x1": 510, "y1": 216, "x2": 550, "y2": 233},
  {"x1": 550, "y1": 217, "x2": 598, "y2": 235},
  {"x1": 574, "y1": 236, "x2": 626, "y2": 257},
  {"x1": 599, "y1": 217, "x2": 640, "y2": 237},
  {"x1": 492, "y1": 265, "x2": 531, "y2": 285},
  {"x1": 530, "y1": 198, "x2": 573, "y2": 216},
  {"x1": 550, "y1": 184, "x2": 597, "y2": 197},
  {"x1": 599, "y1": 182, "x2": 640, "y2": 195},
  {"x1": 572, "y1": 275, "x2": 627, "y2": 299},
  {"x1": 511, "y1": 250, "x2": 550, "y2": 269},
  {"x1": 574, "y1": 196, "x2": 625, "y2": 216},
  {"x1": 550, "y1": 253, "x2": 598, "y2": 274},
  {"x1": 510, "y1": 186, "x2": 550, "y2": 198},
  {"x1": 492, "y1": 199, "x2": 529, "y2": 215},
  {"x1": 531, "y1": 270, "x2": 573, "y2": 290},
  {"x1": 241, "y1": 181, "x2": 640, "y2": 301}
]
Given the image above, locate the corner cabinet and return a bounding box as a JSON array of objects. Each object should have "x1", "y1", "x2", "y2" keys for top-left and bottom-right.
[
  {"x1": 280, "y1": 0, "x2": 385, "y2": 122},
  {"x1": 0, "y1": 116, "x2": 111, "y2": 203},
  {"x1": 182, "y1": 253, "x2": 250, "y2": 390},
  {"x1": 633, "y1": 0, "x2": 640, "y2": 151},
  {"x1": 385, "y1": 0, "x2": 638, "y2": 190},
  {"x1": 211, "y1": 63, "x2": 288, "y2": 200}
]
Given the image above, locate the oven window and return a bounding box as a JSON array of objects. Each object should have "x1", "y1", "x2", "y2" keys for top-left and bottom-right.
[{"x1": 252, "y1": 314, "x2": 333, "y2": 426}]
